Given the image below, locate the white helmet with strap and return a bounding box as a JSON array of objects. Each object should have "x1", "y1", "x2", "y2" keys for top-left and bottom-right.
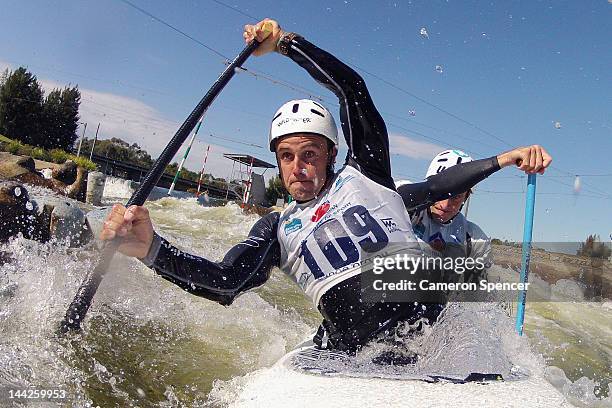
[
  {"x1": 269, "y1": 99, "x2": 338, "y2": 151},
  {"x1": 426, "y1": 149, "x2": 473, "y2": 178}
]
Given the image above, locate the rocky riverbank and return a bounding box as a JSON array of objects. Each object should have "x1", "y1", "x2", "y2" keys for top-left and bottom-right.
[
  {"x1": 0, "y1": 152, "x2": 88, "y2": 200},
  {"x1": 0, "y1": 152, "x2": 99, "y2": 255}
]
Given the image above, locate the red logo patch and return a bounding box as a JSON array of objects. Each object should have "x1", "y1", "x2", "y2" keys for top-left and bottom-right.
[
  {"x1": 311, "y1": 201, "x2": 331, "y2": 222},
  {"x1": 429, "y1": 232, "x2": 446, "y2": 252}
]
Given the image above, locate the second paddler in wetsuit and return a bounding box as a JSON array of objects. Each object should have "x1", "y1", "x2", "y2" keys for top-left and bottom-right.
[
  {"x1": 397, "y1": 150, "x2": 494, "y2": 287},
  {"x1": 100, "y1": 18, "x2": 553, "y2": 353}
]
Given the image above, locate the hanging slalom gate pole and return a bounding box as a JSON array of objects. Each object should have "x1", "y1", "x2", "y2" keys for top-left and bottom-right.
[
  {"x1": 76, "y1": 123, "x2": 87, "y2": 158},
  {"x1": 242, "y1": 157, "x2": 255, "y2": 208},
  {"x1": 168, "y1": 119, "x2": 202, "y2": 196},
  {"x1": 515, "y1": 174, "x2": 537, "y2": 336},
  {"x1": 89, "y1": 123, "x2": 100, "y2": 161},
  {"x1": 59, "y1": 26, "x2": 272, "y2": 334},
  {"x1": 225, "y1": 160, "x2": 236, "y2": 200},
  {"x1": 196, "y1": 144, "x2": 211, "y2": 197}
]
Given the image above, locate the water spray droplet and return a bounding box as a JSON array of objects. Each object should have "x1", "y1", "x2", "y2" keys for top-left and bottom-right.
[
  {"x1": 420, "y1": 27, "x2": 429, "y2": 39},
  {"x1": 435, "y1": 65, "x2": 444, "y2": 73},
  {"x1": 13, "y1": 187, "x2": 21, "y2": 197},
  {"x1": 573, "y1": 176, "x2": 581, "y2": 193},
  {"x1": 300, "y1": 168, "x2": 308, "y2": 176},
  {"x1": 554, "y1": 121, "x2": 562, "y2": 129},
  {"x1": 408, "y1": 110, "x2": 416, "y2": 117}
]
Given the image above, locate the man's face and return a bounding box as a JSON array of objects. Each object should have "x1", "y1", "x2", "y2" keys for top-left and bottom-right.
[
  {"x1": 429, "y1": 192, "x2": 467, "y2": 223},
  {"x1": 275, "y1": 134, "x2": 336, "y2": 202}
]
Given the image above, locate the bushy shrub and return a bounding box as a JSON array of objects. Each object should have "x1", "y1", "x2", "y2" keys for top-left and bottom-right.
[
  {"x1": 7, "y1": 140, "x2": 22, "y2": 154},
  {"x1": 30, "y1": 147, "x2": 49, "y2": 161},
  {"x1": 17, "y1": 144, "x2": 33, "y2": 156},
  {"x1": 49, "y1": 148, "x2": 69, "y2": 163},
  {"x1": 70, "y1": 155, "x2": 97, "y2": 171}
]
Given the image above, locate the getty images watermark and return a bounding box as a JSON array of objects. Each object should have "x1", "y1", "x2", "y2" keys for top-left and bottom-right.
[
  {"x1": 370, "y1": 253, "x2": 529, "y2": 294},
  {"x1": 355, "y1": 241, "x2": 609, "y2": 303},
  {"x1": 358, "y1": 242, "x2": 534, "y2": 303}
]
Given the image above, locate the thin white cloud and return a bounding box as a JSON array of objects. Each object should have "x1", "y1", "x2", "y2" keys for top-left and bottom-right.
[
  {"x1": 388, "y1": 133, "x2": 445, "y2": 160},
  {"x1": 0, "y1": 61, "x2": 257, "y2": 178},
  {"x1": 42, "y1": 79, "x2": 239, "y2": 178}
]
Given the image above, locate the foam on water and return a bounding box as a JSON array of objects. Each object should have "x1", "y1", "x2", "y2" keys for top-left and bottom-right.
[
  {"x1": 102, "y1": 176, "x2": 137, "y2": 200},
  {"x1": 0, "y1": 237, "x2": 99, "y2": 406},
  {"x1": 101, "y1": 176, "x2": 228, "y2": 207},
  {"x1": 0, "y1": 198, "x2": 315, "y2": 406}
]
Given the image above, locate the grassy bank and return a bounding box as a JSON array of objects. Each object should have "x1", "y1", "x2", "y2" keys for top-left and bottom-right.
[{"x1": 0, "y1": 134, "x2": 97, "y2": 171}]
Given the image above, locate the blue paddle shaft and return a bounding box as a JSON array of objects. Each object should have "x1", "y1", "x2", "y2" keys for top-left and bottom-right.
[{"x1": 515, "y1": 174, "x2": 537, "y2": 335}]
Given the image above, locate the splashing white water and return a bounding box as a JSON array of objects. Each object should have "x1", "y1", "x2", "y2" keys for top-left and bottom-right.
[{"x1": 1, "y1": 199, "x2": 609, "y2": 406}]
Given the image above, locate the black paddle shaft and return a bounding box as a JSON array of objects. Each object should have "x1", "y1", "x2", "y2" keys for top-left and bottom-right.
[{"x1": 59, "y1": 39, "x2": 263, "y2": 334}]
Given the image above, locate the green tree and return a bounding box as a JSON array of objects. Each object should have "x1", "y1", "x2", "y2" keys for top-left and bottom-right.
[
  {"x1": 179, "y1": 168, "x2": 200, "y2": 182},
  {"x1": 0, "y1": 67, "x2": 44, "y2": 145},
  {"x1": 41, "y1": 86, "x2": 80, "y2": 150},
  {"x1": 265, "y1": 175, "x2": 288, "y2": 205},
  {"x1": 209, "y1": 177, "x2": 227, "y2": 190},
  {"x1": 165, "y1": 162, "x2": 179, "y2": 176},
  {"x1": 577, "y1": 234, "x2": 611, "y2": 259},
  {"x1": 79, "y1": 137, "x2": 154, "y2": 167}
]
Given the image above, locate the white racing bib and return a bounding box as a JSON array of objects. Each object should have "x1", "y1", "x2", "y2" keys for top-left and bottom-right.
[{"x1": 278, "y1": 166, "x2": 419, "y2": 307}]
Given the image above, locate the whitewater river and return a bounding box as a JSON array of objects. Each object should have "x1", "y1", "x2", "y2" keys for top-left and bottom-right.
[{"x1": 0, "y1": 190, "x2": 610, "y2": 407}]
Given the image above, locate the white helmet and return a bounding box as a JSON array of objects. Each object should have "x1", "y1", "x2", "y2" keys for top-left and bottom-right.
[
  {"x1": 269, "y1": 99, "x2": 338, "y2": 151},
  {"x1": 426, "y1": 149, "x2": 473, "y2": 178}
]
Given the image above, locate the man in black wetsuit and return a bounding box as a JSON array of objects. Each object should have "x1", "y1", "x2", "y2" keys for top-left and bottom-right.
[{"x1": 101, "y1": 18, "x2": 552, "y2": 353}]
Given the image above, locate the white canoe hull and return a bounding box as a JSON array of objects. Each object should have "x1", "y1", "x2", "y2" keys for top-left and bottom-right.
[{"x1": 228, "y1": 340, "x2": 569, "y2": 408}]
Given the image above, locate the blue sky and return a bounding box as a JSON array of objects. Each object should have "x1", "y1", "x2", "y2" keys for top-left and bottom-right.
[{"x1": 0, "y1": 0, "x2": 610, "y2": 242}]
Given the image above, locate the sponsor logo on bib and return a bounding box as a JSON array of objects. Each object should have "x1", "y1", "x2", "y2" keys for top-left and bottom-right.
[
  {"x1": 311, "y1": 201, "x2": 331, "y2": 222},
  {"x1": 332, "y1": 175, "x2": 355, "y2": 194},
  {"x1": 413, "y1": 222, "x2": 425, "y2": 239},
  {"x1": 380, "y1": 217, "x2": 400, "y2": 233},
  {"x1": 284, "y1": 218, "x2": 303, "y2": 236},
  {"x1": 429, "y1": 231, "x2": 446, "y2": 252}
]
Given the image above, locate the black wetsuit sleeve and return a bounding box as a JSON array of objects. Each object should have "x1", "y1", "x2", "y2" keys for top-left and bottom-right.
[
  {"x1": 148, "y1": 212, "x2": 281, "y2": 306},
  {"x1": 286, "y1": 36, "x2": 395, "y2": 190},
  {"x1": 401, "y1": 156, "x2": 501, "y2": 213}
]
